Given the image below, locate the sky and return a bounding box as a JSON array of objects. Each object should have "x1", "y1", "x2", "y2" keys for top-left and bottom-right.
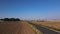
[{"x1": 0, "y1": 0, "x2": 60, "y2": 20}]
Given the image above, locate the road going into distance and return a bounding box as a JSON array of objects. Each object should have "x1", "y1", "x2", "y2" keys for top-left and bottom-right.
[
  {"x1": 29, "y1": 22, "x2": 60, "y2": 34},
  {"x1": 0, "y1": 21, "x2": 35, "y2": 34}
]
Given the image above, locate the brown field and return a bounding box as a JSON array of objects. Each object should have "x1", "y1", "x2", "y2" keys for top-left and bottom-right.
[
  {"x1": 32, "y1": 20, "x2": 60, "y2": 29},
  {"x1": 0, "y1": 21, "x2": 35, "y2": 34}
]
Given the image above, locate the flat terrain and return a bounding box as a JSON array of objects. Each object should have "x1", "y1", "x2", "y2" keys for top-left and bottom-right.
[
  {"x1": 0, "y1": 20, "x2": 60, "y2": 34},
  {"x1": 32, "y1": 20, "x2": 60, "y2": 29},
  {"x1": 0, "y1": 21, "x2": 35, "y2": 34},
  {"x1": 29, "y1": 22, "x2": 60, "y2": 34}
]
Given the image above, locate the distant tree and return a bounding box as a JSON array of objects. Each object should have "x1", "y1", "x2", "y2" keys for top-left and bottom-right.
[
  {"x1": 0, "y1": 18, "x2": 20, "y2": 21},
  {"x1": 9, "y1": 18, "x2": 20, "y2": 21},
  {"x1": 3, "y1": 18, "x2": 9, "y2": 21},
  {"x1": 0, "y1": 19, "x2": 3, "y2": 21},
  {"x1": 9, "y1": 18, "x2": 15, "y2": 21},
  {"x1": 15, "y1": 18, "x2": 20, "y2": 21}
]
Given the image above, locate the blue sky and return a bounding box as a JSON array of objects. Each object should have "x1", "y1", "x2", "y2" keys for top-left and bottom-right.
[{"x1": 0, "y1": 0, "x2": 60, "y2": 20}]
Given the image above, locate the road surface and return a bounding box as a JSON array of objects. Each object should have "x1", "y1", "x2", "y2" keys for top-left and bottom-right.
[
  {"x1": 29, "y1": 22, "x2": 60, "y2": 34},
  {"x1": 0, "y1": 21, "x2": 35, "y2": 34}
]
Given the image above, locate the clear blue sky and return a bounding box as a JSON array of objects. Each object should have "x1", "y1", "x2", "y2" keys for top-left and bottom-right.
[{"x1": 0, "y1": 0, "x2": 60, "y2": 20}]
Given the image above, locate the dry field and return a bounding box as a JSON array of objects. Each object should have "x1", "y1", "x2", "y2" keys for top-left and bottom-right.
[
  {"x1": 0, "y1": 21, "x2": 35, "y2": 34},
  {"x1": 32, "y1": 20, "x2": 60, "y2": 29}
]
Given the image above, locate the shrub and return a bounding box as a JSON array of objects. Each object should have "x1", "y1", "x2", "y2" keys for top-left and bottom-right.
[
  {"x1": 0, "y1": 18, "x2": 20, "y2": 21},
  {"x1": 3, "y1": 18, "x2": 9, "y2": 21}
]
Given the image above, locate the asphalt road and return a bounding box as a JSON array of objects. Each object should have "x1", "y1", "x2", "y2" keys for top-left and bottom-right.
[{"x1": 29, "y1": 22, "x2": 60, "y2": 34}]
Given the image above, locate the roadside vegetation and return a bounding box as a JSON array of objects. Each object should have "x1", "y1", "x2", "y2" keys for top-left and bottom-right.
[
  {"x1": 40, "y1": 24, "x2": 60, "y2": 31},
  {"x1": 31, "y1": 20, "x2": 60, "y2": 32},
  {"x1": 27, "y1": 22, "x2": 43, "y2": 34}
]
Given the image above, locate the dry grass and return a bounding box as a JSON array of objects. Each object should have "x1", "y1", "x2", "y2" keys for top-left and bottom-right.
[
  {"x1": 28, "y1": 23, "x2": 43, "y2": 34},
  {"x1": 31, "y1": 20, "x2": 60, "y2": 29}
]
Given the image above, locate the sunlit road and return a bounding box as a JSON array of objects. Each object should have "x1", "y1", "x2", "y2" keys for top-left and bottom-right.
[
  {"x1": 29, "y1": 22, "x2": 60, "y2": 34},
  {"x1": 0, "y1": 21, "x2": 35, "y2": 34}
]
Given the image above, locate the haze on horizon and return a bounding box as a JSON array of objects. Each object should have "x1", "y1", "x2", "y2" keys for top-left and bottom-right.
[{"x1": 0, "y1": 0, "x2": 60, "y2": 20}]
